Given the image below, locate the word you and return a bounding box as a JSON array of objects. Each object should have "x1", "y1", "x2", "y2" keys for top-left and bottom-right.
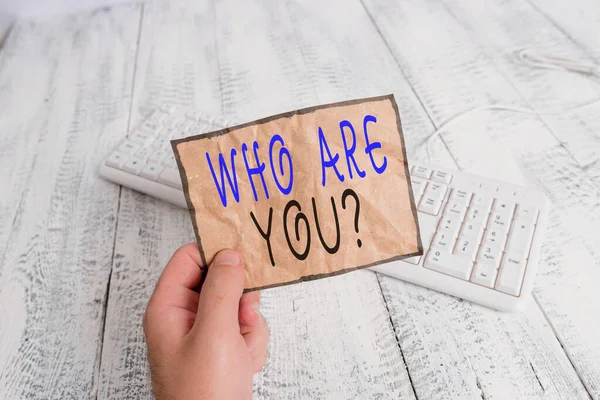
[{"x1": 250, "y1": 188, "x2": 362, "y2": 266}]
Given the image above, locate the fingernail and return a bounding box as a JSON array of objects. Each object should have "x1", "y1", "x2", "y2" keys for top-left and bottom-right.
[
  {"x1": 251, "y1": 302, "x2": 260, "y2": 314},
  {"x1": 213, "y1": 250, "x2": 240, "y2": 266}
]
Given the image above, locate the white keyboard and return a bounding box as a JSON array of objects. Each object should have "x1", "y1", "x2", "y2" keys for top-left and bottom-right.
[
  {"x1": 99, "y1": 106, "x2": 550, "y2": 312},
  {"x1": 99, "y1": 106, "x2": 235, "y2": 208}
]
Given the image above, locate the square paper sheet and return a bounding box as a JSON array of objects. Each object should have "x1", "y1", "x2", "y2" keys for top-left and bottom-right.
[{"x1": 172, "y1": 94, "x2": 422, "y2": 291}]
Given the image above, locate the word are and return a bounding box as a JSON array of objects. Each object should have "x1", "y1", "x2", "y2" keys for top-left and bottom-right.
[{"x1": 319, "y1": 115, "x2": 388, "y2": 187}]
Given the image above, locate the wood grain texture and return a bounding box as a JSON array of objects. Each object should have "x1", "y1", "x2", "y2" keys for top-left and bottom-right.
[
  {"x1": 361, "y1": 0, "x2": 597, "y2": 397},
  {"x1": 2, "y1": 0, "x2": 600, "y2": 399},
  {"x1": 0, "y1": 5, "x2": 141, "y2": 399},
  {"x1": 442, "y1": 0, "x2": 600, "y2": 195},
  {"x1": 526, "y1": 0, "x2": 600, "y2": 62},
  {"x1": 427, "y1": 1, "x2": 600, "y2": 396},
  {"x1": 97, "y1": 1, "x2": 224, "y2": 397},
  {"x1": 98, "y1": 1, "x2": 415, "y2": 398}
]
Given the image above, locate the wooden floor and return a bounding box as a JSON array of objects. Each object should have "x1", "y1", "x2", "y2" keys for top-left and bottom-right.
[{"x1": 0, "y1": 0, "x2": 599, "y2": 398}]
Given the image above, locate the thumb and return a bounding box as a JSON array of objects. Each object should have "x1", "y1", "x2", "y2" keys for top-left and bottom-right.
[{"x1": 194, "y1": 249, "x2": 245, "y2": 331}]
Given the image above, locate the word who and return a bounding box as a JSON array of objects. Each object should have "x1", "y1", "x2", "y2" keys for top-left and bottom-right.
[{"x1": 205, "y1": 134, "x2": 294, "y2": 207}]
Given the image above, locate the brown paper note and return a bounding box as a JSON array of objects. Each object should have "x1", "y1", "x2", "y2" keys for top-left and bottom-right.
[{"x1": 172, "y1": 94, "x2": 422, "y2": 291}]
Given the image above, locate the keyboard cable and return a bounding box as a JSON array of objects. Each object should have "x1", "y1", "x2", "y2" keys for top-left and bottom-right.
[{"x1": 424, "y1": 49, "x2": 600, "y2": 162}]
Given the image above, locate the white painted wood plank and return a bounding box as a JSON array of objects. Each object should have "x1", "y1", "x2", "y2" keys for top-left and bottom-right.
[
  {"x1": 98, "y1": 190, "x2": 199, "y2": 399},
  {"x1": 96, "y1": 2, "x2": 226, "y2": 397},
  {"x1": 441, "y1": 0, "x2": 600, "y2": 189},
  {"x1": 361, "y1": 0, "x2": 596, "y2": 397},
  {"x1": 526, "y1": 0, "x2": 600, "y2": 62},
  {"x1": 0, "y1": 5, "x2": 141, "y2": 399},
  {"x1": 0, "y1": 22, "x2": 74, "y2": 268}
]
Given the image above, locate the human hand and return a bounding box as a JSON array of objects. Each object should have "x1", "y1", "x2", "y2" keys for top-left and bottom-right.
[{"x1": 143, "y1": 244, "x2": 269, "y2": 400}]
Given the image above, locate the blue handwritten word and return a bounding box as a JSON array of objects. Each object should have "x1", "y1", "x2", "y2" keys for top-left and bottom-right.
[
  {"x1": 206, "y1": 134, "x2": 294, "y2": 207},
  {"x1": 320, "y1": 114, "x2": 387, "y2": 186}
]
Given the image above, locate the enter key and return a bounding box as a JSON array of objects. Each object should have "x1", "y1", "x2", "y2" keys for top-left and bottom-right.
[{"x1": 495, "y1": 252, "x2": 527, "y2": 296}]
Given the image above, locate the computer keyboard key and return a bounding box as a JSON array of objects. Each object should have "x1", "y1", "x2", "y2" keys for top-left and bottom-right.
[
  {"x1": 454, "y1": 238, "x2": 479, "y2": 261},
  {"x1": 162, "y1": 125, "x2": 179, "y2": 138},
  {"x1": 105, "y1": 152, "x2": 126, "y2": 168},
  {"x1": 117, "y1": 141, "x2": 141, "y2": 155},
  {"x1": 483, "y1": 225, "x2": 509, "y2": 245},
  {"x1": 490, "y1": 206, "x2": 514, "y2": 230},
  {"x1": 471, "y1": 262, "x2": 498, "y2": 288},
  {"x1": 445, "y1": 199, "x2": 469, "y2": 220},
  {"x1": 431, "y1": 170, "x2": 452, "y2": 184},
  {"x1": 471, "y1": 193, "x2": 494, "y2": 214},
  {"x1": 416, "y1": 212, "x2": 438, "y2": 248},
  {"x1": 515, "y1": 204, "x2": 539, "y2": 223},
  {"x1": 153, "y1": 137, "x2": 170, "y2": 149},
  {"x1": 460, "y1": 221, "x2": 485, "y2": 242},
  {"x1": 505, "y1": 218, "x2": 535, "y2": 257},
  {"x1": 404, "y1": 255, "x2": 421, "y2": 265},
  {"x1": 158, "y1": 168, "x2": 183, "y2": 189},
  {"x1": 129, "y1": 131, "x2": 154, "y2": 144},
  {"x1": 477, "y1": 241, "x2": 503, "y2": 267},
  {"x1": 148, "y1": 150, "x2": 168, "y2": 164},
  {"x1": 464, "y1": 206, "x2": 489, "y2": 226},
  {"x1": 412, "y1": 165, "x2": 432, "y2": 179},
  {"x1": 122, "y1": 158, "x2": 143, "y2": 175},
  {"x1": 492, "y1": 200, "x2": 515, "y2": 219},
  {"x1": 425, "y1": 249, "x2": 474, "y2": 280},
  {"x1": 141, "y1": 120, "x2": 160, "y2": 133},
  {"x1": 432, "y1": 231, "x2": 455, "y2": 252},
  {"x1": 418, "y1": 182, "x2": 447, "y2": 215},
  {"x1": 449, "y1": 189, "x2": 472, "y2": 204},
  {"x1": 134, "y1": 146, "x2": 153, "y2": 161},
  {"x1": 163, "y1": 154, "x2": 177, "y2": 168},
  {"x1": 439, "y1": 214, "x2": 462, "y2": 237},
  {"x1": 410, "y1": 178, "x2": 425, "y2": 201},
  {"x1": 140, "y1": 162, "x2": 164, "y2": 181},
  {"x1": 496, "y1": 253, "x2": 527, "y2": 296}
]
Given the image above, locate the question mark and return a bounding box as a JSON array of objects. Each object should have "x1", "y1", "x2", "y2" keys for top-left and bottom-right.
[{"x1": 341, "y1": 188, "x2": 362, "y2": 248}]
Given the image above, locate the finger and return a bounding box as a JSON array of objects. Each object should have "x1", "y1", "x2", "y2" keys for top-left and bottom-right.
[
  {"x1": 242, "y1": 312, "x2": 269, "y2": 373},
  {"x1": 153, "y1": 243, "x2": 204, "y2": 295},
  {"x1": 145, "y1": 243, "x2": 204, "y2": 347},
  {"x1": 239, "y1": 291, "x2": 261, "y2": 329},
  {"x1": 194, "y1": 249, "x2": 245, "y2": 332}
]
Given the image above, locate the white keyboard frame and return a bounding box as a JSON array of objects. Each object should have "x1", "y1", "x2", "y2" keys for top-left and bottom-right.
[
  {"x1": 371, "y1": 165, "x2": 550, "y2": 312},
  {"x1": 99, "y1": 107, "x2": 550, "y2": 312},
  {"x1": 99, "y1": 162, "x2": 188, "y2": 207}
]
